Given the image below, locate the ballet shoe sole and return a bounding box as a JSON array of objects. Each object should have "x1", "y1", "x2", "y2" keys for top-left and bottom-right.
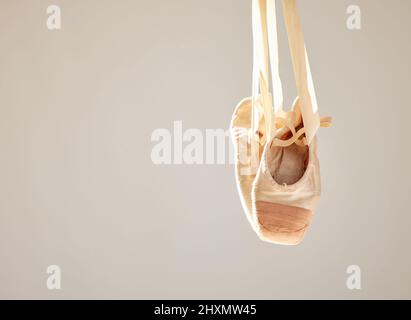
[{"x1": 255, "y1": 201, "x2": 313, "y2": 245}]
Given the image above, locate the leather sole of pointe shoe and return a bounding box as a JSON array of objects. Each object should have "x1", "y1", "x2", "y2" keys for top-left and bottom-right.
[{"x1": 255, "y1": 201, "x2": 313, "y2": 245}]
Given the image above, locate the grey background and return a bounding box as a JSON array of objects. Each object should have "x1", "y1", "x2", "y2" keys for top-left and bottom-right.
[{"x1": 0, "y1": 0, "x2": 410, "y2": 299}]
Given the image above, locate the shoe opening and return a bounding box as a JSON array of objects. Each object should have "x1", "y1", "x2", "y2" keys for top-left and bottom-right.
[{"x1": 267, "y1": 131, "x2": 309, "y2": 186}]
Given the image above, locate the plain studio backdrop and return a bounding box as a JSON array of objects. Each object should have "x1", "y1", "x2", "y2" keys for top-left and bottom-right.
[{"x1": 0, "y1": 0, "x2": 410, "y2": 299}]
